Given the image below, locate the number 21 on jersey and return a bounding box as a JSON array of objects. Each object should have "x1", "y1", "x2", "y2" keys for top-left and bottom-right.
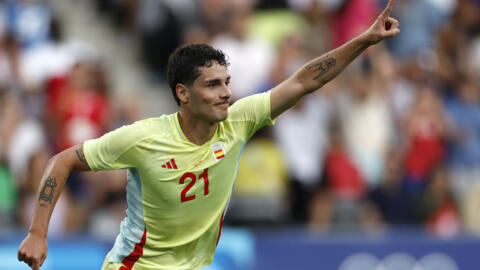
[{"x1": 179, "y1": 168, "x2": 209, "y2": 202}]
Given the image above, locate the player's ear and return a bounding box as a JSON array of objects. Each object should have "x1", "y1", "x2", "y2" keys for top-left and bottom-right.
[{"x1": 176, "y1": 83, "x2": 189, "y2": 104}]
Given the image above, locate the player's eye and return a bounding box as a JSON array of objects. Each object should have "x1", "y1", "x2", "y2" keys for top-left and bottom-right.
[{"x1": 208, "y1": 83, "x2": 216, "y2": 88}]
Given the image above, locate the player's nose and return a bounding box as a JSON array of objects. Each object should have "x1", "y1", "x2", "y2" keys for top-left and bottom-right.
[{"x1": 220, "y1": 84, "x2": 232, "y2": 100}]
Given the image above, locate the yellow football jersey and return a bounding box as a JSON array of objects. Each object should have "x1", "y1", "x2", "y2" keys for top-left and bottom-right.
[{"x1": 84, "y1": 91, "x2": 274, "y2": 270}]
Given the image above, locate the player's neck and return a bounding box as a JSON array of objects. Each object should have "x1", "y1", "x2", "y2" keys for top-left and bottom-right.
[{"x1": 178, "y1": 110, "x2": 218, "y2": 146}]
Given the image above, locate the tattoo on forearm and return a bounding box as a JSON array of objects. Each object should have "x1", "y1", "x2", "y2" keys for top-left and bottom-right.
[
  {"x1": 38, "y1": 177, "x2": 57, "y2": 207},
  {"x1": 306, "y1": 55, "x2": 337, "y2": 80},
  {"x1": 75, "y1": 146, "x2": 88, "y2": 165}
]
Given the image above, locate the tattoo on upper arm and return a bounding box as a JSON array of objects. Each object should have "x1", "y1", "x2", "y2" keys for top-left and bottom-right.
[
  {"x1": 38, "y1": 177, "x2": 57, "y2": 207},
  {"x1": 75, "y1": 146, "x2": 88, "y2": 166},
  {"x1": 306, "y1": 55, "x2": 337, "y2": 80}
]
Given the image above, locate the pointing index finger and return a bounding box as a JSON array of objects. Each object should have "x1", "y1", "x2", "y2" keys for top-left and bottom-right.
[{"x1": 380, "y1": 0, "x2": 394, "y2": 18}]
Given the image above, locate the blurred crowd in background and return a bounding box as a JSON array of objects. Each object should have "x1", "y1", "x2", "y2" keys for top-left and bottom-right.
[{"x1": 1, "y1": 0, "x2": 480, "y2": 244}]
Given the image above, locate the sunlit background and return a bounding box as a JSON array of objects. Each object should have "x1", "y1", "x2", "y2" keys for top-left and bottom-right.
[{"x1": 1, "y1": 0, "x2": 480, "y2": 269}]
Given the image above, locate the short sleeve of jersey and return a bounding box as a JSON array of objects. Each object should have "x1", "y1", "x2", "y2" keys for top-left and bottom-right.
[
  {"x1": 228, "y1": 91, "x2": 275, "y2": 141},
  {"x1": 83, "y1": 120, "x2": 150, "y2": 171}
]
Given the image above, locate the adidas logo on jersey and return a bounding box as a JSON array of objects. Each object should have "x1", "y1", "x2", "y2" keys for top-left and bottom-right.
[{"x1": 162, "y1": 158, "x2": 178, "y2": 169}]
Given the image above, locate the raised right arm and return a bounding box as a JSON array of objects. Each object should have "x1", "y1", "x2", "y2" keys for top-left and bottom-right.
[
  {"x1": 270, "y1": 0, "x2": 399, "y2": 119},
  {"x1": 18, "y1": 144, "x2": 91, "y2": 270}
]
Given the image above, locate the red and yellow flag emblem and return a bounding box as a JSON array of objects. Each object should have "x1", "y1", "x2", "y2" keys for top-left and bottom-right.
[
  {"x1": 211, "y1": 142, "x2": 226, "y2": 161},
  {"x1": 214, "y1": 149, "x2": 225, "y2": 159}
]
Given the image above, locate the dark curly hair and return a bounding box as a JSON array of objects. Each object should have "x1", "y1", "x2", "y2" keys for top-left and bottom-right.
[{"x1": 167, "y1": 44, "x2": 229, "y2": 106}]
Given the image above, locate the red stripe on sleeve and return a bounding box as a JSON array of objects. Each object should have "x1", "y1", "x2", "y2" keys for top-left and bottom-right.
[
  {"x1": 120, "y1": 228, "x2": 147, "y2": 270},
  {"x1": 166, "y1": 162, "x2": 172, "y2": 169}
]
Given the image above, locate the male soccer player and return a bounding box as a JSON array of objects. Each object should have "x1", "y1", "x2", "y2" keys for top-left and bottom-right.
[{"x1": 18, "y1": 1, "x2": 399, "y2": 269}]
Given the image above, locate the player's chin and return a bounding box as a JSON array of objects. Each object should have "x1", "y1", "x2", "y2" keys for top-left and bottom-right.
[
  {"x1": 213, "y1": 111, "x2": 228, "y2": 122},
  {"x1": 213, "y1": 106, "x2": 229, "y2": 121},
  {"x1": 217, "y1": 112, "x2": 228, "y2": 121}
]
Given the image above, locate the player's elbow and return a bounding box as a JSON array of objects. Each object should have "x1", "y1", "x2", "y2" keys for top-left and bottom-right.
[
  {"x1": 51, "y1": 146, "x2": 88, "y2": 173},
  {"x1": 291, "y1": 72, "x2": 328, "y2": 96},
  {"x1": 47, "y1": 150, "x2": 74, "y2": 174},
  {"x1": 292, "y1": 75, "x2": 324, "y2": 96}
]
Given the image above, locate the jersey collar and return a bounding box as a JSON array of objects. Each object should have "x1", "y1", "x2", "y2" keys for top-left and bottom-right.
[{"x1": 172, "y1": 112, "x2": 221, "y2": 146}]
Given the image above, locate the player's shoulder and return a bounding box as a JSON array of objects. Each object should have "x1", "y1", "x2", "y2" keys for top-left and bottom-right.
[
  {"x1": 114, "y1": 114, "x2": 174, "y2": 140},
  {"x1": 227, "y1": 91, "x2": 270, "y2": 118},
  {"x1": 133, "y1": 114, "x2": 171, "y2": 129}
]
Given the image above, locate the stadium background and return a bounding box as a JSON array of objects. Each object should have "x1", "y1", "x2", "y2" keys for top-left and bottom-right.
[{"x1": 1, "y1": 0, "x2": 480, "y2": 269}]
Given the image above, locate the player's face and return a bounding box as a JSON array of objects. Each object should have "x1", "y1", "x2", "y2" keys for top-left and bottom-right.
[{"x1": 188, "y1": 62, "x2": 232, "y2": 123}]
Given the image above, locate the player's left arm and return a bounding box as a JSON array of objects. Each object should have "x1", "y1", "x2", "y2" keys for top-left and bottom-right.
[{"x1": 270, "y1": 0, "x2": 400, "y2": 119}]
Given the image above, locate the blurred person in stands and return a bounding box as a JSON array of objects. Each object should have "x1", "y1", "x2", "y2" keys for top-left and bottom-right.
[
  {"x1": 445, "y1": 0, "x2": 480, "y2": 235},
  {"x1": 18, "y1": 1, "x2": 399, "y2": 269},
  {"x1": 368, "y1": 148, "x2": 414, "y2": 225},
  {"x1": 329, "y1": 0, "x2": 379, "y2": 48},
  {"x1": 415, "y1": 165, "x2": 460, "y2": 238},
  {"x1": 368, "y1": 45, "x2": 416, "y2": 141},
  {"x1": 0, "y1": 31, "x2": 23, "y2": 91},
  {"x1": 45, "y1": 55, "x2": 127, "y2": 234},
  {"x1": 211, "y1": 0, "x2": 274, "y2": 100},
  {"x1": 445, "y1": 74, "x2": 480, "y2": 233},
  {"x1": 337, "y1": 57, "x2": 393, "y2": 188},
  {"x1": 357, "y1": 199, "x2": 385, "y2": 234},
  {"x1": 402, "y1": 84, "x2": 447, "y2": 194},
  {"x1": 320, "y1": 116, "x2": 367, "y2": 230},
  {"x1": 272, "y1": 34, "x2": 335, "y2": 223},
  {"x1": 290, "y1": 0, "x2": 332, "y2": 59},
  {"x1": 0, "y1": 88, "x2": 19, "y2": 229},
  {"x1": 134, "y1": 0, "x2": 198, "y2": 78},
  {"x1": 389, "y1": 0, "x2": 456, "y2": 60},
  {"x1": 198, "y1": 0, "x2": 232, "y2": 37},
  {"x1": 0, "y1": 90, "x2": 70, "y2": 236},
  {"x1": 19, "y1": 15, "x2": 76, "y2": 114},
  {"x1": 309, "y1": 189, "x2": 334, "y2": 232},
  {"x1": 44, "y1": 54, "x2": 111, "y2": 154},
  {"x1": 229, "y1": 126, "x2": 290, "y2": 225},
  {"x1": 3, "y1": 0, "x2": 59, "y2": 117},
  {"x1": 323, "y1": 117, "x2": 367, "y2": 203}
]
